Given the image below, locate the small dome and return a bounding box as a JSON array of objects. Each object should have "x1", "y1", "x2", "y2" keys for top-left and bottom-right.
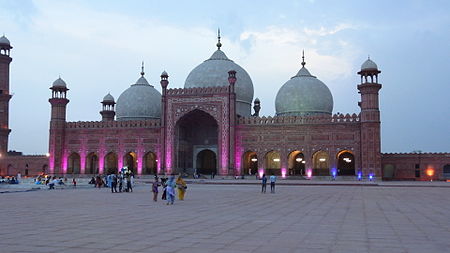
[
  {"x1": 275, "y1": 63, "x2": 333, "y2": 116},
  {"x1": 361, "y1": 58, "x2": 378, "y2": 70},
  {"x1": 52, "y1": 77, "x2": 67, "y2": 88},
  {"x1": 103, "y1": 93, "x2": 115, "y2": 102},
  {"x1": 0, "y1": 35, "x2": 10, "y2": 46},
  {"x1": 116, "y1": 75, "x2": 162, "y2": 121},
  {"x1": 254, "y1": 97, "x2": 260, "y2": 103},
  {"x1": 161, "y1": 70, "x2": 168, "y2": 77},
  {"x1": 185, "y1": 49, "x2": 254, "y2": 117}
]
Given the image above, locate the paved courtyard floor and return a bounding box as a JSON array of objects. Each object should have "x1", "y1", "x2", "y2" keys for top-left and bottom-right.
[{"x1": 1, "y1": 183, "x2": 450, "y2": 253}]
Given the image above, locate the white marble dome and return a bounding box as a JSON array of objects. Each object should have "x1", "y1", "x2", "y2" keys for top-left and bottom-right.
[
  {"x1": 184, "y1": 48, "x2": 254, "y2": 117},
  {"x1": 52, "y1": 77, "x2": 67, "y2": 88},
  {"x1": 361, "y1": 58, "x2": 378, "y2": 70},
  {"x1": 116, "y1": 74, "x2": 161, "y2": 121},
  {"x1": 275, "y1": 63, "x2": 333, "y2": 116},
  {"x1": 0, "y1": 35, "x2": 10, "y2": 46},
  {"x1": 102, "y1": 93, "x2": 115, "y2": 103}
]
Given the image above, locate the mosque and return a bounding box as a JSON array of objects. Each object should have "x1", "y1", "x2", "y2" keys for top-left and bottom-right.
[{"x1": 0, "y1": 33, "x2": 449, "y2": 180}]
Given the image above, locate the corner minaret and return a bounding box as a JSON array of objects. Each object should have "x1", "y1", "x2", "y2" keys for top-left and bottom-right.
[
  {"x1": 0, "y1": 35, "x2": 12, "y2": 156},
  {"x1": 357, "y1": 57, "x2": 382, "y2": 177},
  {"x1": 100, "y1": 93, "x2": 115, "y2": 121},
  {"x1": 48, "y1": 77, "x2": 69, "y2": 174}
]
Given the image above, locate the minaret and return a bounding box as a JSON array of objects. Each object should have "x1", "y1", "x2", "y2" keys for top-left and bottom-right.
[
  {"x1": 48, "y1": 77, "x2": 69, "y2": 174},
  {"x1": 357, "y1": 57, "x2": 382, "y2": 177},
  {"x1": 0, "y1": 35, "x2": 12, "y2": 156},
  {"x1": 100, "y1": 93, "x2": 115, "y2": 121}
]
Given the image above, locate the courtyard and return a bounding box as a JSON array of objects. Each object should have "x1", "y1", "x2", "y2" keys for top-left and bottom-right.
[{"x1": 1, "y1": 182, "x2": 450, "y2": 253}]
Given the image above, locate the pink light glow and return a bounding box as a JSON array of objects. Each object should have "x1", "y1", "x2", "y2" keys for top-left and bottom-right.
[
  {"x1": 98, "y1": 156, "x2": 104, "y2": 175},
  {"x1": 62, "y1": 153, "x2": 68, "y2": 174},
  {"x1": 48, "y1": 153, "x2": 54, "y2": 174},
  {"x1": 137, "y1": 154, "x2": 143, "y2": 175},
  {"x1": 258, "y1": 169, "x2": 264, "y2": 178},
  {"x1": 234, "y1": 148, "x2": 242, "y2": 175},
  {"x1": 80, "y1": 154, "x2": 86, "y2": 174},
  {"x1": 281, "y1": 168, "x2": 287, "y2": 178},
  {"x1": 165, "y1": 147, "x2": 172, "y2": 174},
  {"x1": 156, "y1": 149, "x2": 161, "y2": 174},
  {"x1": 306, "y1": 169, "x2": 312, "y2": 178}
]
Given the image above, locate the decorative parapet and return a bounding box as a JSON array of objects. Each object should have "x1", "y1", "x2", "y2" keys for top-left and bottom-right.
[
  {"x1": 237, "y1": 113, "x2": 360, "y2": 125},
  {"x1": 66, "y1": 119, "x2": 161, "y2": 129},
  {"x1": 166, "y1": 86, "x2": 230, "y2": 96}
]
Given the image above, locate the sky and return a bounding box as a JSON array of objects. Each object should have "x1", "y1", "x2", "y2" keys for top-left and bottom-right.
[{"x1": 0, "y1": 0, "x2": 449, "y2": 154}]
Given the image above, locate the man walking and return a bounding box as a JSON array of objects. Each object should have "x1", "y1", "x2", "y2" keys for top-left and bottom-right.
[
  {"x1": 111, "y1": 173, "x2": 118, "y2": 193},
  {"x1": 261, "y1": 174, "x2": 267, "y2": 193},
  {"x1": 270, "y1": 173, "x2": 277, "y2": 193}
]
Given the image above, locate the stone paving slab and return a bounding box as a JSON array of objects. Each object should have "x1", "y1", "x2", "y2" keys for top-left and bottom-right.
[{"x1": 1, "y1": 184, "x2": 450, "y2": 252}]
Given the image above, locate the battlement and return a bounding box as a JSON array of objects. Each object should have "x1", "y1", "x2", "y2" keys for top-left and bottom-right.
[
  {"x1": 238, "y1": 113, "x2": 360, "y2": 125},
  {"x1": 166, "y1": 86, "x2": 230, "y2": 96},
  {"x1": 66, "y1": 119, "x2": 161, "y2": 129}
]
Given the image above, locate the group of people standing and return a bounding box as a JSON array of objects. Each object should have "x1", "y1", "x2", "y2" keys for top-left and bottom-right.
[
  {"x1": 89, "y1": 171, "x2": 134, "y2": 193},
  {"x1": 152, "y1": 175, "x2": 187, "y2": 205},
  {"x1": 261, "y1": 173, "x2": 277, "y2": 193}
]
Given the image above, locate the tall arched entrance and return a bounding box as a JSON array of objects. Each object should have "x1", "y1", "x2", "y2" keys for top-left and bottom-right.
[
  {"x1": 196, "y1": 149, "x2": 217, "y2": 175},
  {"x1": 123, "y1": 152, "x2": 137, "y2": 174},
  {"x1": 313, "y1": 151, "x2": 329, "y2": 176},
  {"x1": 86, "y1": 152, "x2": 99, "y2": 174},
  {"x1": 67, "y1": 152, "x2": 80, "y2": 174},
  {"x1": 337, "y1": 151, "x2": 355, "y2": 176},
  {"x1": 143, "y1": 152, "x2": 157, "y2": 175},
  {"x1": 288, "y1": 150, "x2": 305, "y2": 176},
  {"x1": 265, "y1": 151, "x2": 281, "y2": 176},
  {"x1": 104, "y1": 152, "x2": 117, "y2": 174},
  {"x1": 175, "y1": 109, "x2": 218, "y2": 175},
  {"x1": 243, "y1": 151, "x2": 258, "y2": 175}
]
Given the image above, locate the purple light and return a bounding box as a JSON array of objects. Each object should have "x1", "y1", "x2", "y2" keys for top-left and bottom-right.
[
  {"x1": 258, "y1": 169, "x2": 264, "y2": 178},
  {"x1": 368, "y1": 174, "x2": 374, "y2": 181},
  {"x1": 331, "y1": 169, "x2": 337, "y2": 178}
]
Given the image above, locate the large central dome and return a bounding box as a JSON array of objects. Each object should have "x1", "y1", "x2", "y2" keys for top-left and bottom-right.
[
  {"x1": 275, "y1": 58, "x2": 333, "y2": 116},
  {"x1": 116, "y1": 70, "x2": 161, "y2": 121},
  {"x1": 184, "y1": 39, "x2": 254, "y2": 117}
]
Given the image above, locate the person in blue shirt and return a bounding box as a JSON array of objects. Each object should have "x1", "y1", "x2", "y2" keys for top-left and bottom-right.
[
  {"x1": 261, "y1": 174, "x2": 267, "y2": 193},
  {"x1": 269, "y1": 173, "x2": 277, "y2": 193}
]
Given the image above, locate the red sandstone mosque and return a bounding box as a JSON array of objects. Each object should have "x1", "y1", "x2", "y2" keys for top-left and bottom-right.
[{"x1": 0, "y1": 34, "x2": 449, "y2": 180}]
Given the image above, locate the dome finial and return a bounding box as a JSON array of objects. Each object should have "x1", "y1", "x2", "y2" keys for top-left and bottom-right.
[
  {"x1": 301, "y1": 50, "x2": 306, "y2": 67},
  {"x1": 140, "y1": 61, "x2": 145, "y2": 76},
  {"x1": 216, "y1": 28, "x2": 222, "y2": 50}
]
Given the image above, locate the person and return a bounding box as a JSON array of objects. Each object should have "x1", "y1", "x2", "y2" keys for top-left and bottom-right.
[
  {"x1": 95, "y1": 175, "x2": 103, "y2": 188},
  {"x1": 118, "y1": 172, "x2": 123, "y2": 192},
  {"x1": 88, "y1": 177, "x2": 96, "y2": 185},
  {"x1": 166, "y1": 175, "x2": 176, "y2": 205},
  {"x1": 176, "y1": 175, "x2": 187, "y2": 201},
  {"x1": 72, "y1": 177, "x2": 77, "y2": 188},
  {"x1": 17, "y1": 172, "x2": 21, "y2": 183},
  {"x1": 270, "y1": 173, "x2": 277, "y2": 193},
  {"x1": 126, "y1": 174, "x2": 133, "y2": 192},
  {"x1": 161, "y1": 177, "x2": 167, "y2": 200},
  {"x1": 152, "y1": 177, "x2": 160, "y2": 202},
  {"x1": 111, "y1": 173, "x2": 118, "y2": 193},
  {"x1": 261, "y1": 174, "x2": 267, "y2": 193}
]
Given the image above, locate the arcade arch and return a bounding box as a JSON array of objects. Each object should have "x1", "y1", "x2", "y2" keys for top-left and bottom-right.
[
  {"x1": 104, "y1": 152, "x2": 118, "y2": 174},
  {"x1": 288, "y1": 150, "x2": 305, "y2": 176},
  {"x1": 337, "y1": 150, "x2": 355, "y2": 176},
  {"x1": 143, "y1": 152, "x2": 157, "y2": 175},
  {"x1": 123, "y1": 152, "x2": 137, "y2": 174},
  {"x1": 265, "y1": 151, "x2": 281, "y2": 175},
  {"x1": 86, "y1": 152, "x2": 99, "y2": 174},
  {"x1": 67, "y1": 152, "x2": 80, "y2": 174},
  {"x1": 196, "y1": 149, "x2": 217, "y2": 175},
  {"x1": 242, "y1": 151, "x2": 258, "y2": 175},
  {"x1": 313, "y1": 151, "x2": 329, "y2": 176}
]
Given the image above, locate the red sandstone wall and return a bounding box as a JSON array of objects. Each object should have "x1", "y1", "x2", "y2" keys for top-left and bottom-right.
[
  {"x1": 0, "y1": 155, "x2": 48, "y2": 176},
  {"x1": 381, "y1": 153, "x2": 450, "y2": 181}
]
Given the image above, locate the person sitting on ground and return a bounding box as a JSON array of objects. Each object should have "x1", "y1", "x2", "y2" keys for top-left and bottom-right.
[{"x1": 88, "y1": 177, "x2": 95, "y2": 185}]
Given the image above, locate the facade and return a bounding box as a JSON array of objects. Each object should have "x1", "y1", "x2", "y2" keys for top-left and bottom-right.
[{"x1": 0, "y1": 35, "x2": 449, "y2": 180}]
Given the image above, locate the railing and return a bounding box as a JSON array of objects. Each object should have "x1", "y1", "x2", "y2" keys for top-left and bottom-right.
[
  {"x1": 66, "y1": 119, "x2": 161, "y2": 129},
  {"x1": 238, "y1": 113, "x2": 360, "y2": 125}
]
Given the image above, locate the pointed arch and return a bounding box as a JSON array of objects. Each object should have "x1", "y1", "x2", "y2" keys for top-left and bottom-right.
[
  {"x1": 265, "y1": 150, "x2": 281, "y2": 175},
  {"x1": 143, "y1": 151, "x2": 157, "y2": 175},
  {"x1": 67, "y1": 152, "x2": 81, "y2": 174},
  {"x1": 242, "y1": 151, "x2": 258, "y2": 175},
  {"x1": 312, "y1": 150, "x2": 329, "y2": 176},
  {"x1": 104, "y1": 152, "x2": 118, "y2": 174},
  {"x1": 86, "y1": 152, "x2": 99, "y2": 174}
]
